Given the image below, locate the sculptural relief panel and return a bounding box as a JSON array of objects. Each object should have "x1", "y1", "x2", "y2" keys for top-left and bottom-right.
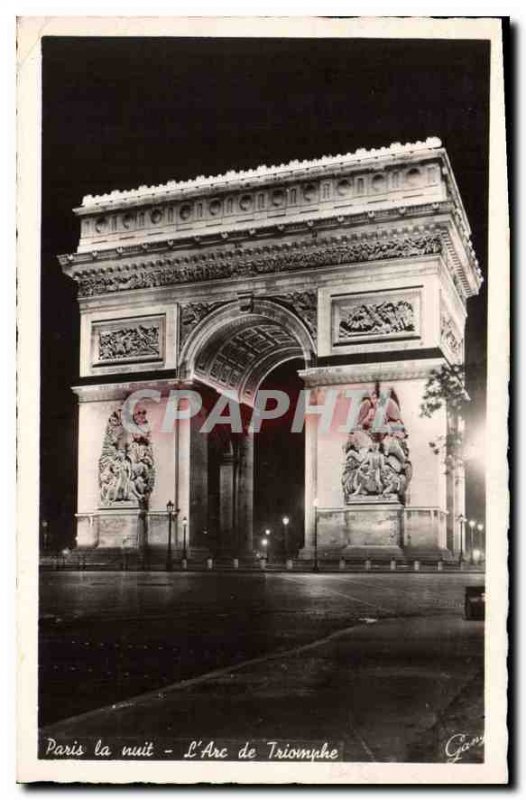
[
  {"x1": 332, "y1": 288, "x2": 422, "y2": 346},
  {"x1": 98, "y1": 405, "x2": 156, "y2": 508},
  {"x1": 91, "y1": 314, "x2": 165, "y2": 368},
  {"x1": 440, "y1": 299, "x2": 464, "y2": 362},
  {"x1": 341, "y1": 384, "x2": 412, "y2": 504}
]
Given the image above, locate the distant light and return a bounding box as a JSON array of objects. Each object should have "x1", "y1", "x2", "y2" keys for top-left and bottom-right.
[
  {"x1": 469, "y1": 519, "x2": 476, "y2": 528},
  {"x1": 265, "y1": 528, "x2": 271, "y2": 536},
  {"x1": 463, "y1": 422, "x2": 486, "y2": 469},
  {"x1": 282, "y1": 516, "x2": 290, "y2": 526},
  {"x1": 477, "y1": 523, "x2": 484, "y2": 532},
  {"x1": 261, "y1": 538, "x2": 268, "y2": 548},
  {"x1": 473, "y1": 548, "x2": 481, "y2": 563}
]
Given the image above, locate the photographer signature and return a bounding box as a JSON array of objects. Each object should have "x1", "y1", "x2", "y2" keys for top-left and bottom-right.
[{"x1": 444, "y1": 732, "x2": 484, "y2": 763}]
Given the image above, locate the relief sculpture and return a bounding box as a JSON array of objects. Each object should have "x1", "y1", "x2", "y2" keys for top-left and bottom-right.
[
  {"x1": 98, "y1": 324, "x2": 160, "y2": 362},
  {"x1": 75, "y1": 232, "x2": 444, "y2": 297},
  {"x1": 99, "y1": 406, "x2": 155, "y2": 506},
  {"x1": 339, "y1": 299, "x2": 415, "y2": 340},
  {"x1": 342, "y1": 385, "x2": 412, "y2": 503},
  {"x1": 440, "y1": 311, "x2": 462, "y2": 358}
]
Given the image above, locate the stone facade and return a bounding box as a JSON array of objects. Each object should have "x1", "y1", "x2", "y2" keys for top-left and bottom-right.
[{"x1": 61, "y1": 138, "x2": 481, "y2": 560}]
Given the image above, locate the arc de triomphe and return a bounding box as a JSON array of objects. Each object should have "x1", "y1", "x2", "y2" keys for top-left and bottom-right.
[{"x1": 59, "y1": 138, "x2": 481, "y2": 563}]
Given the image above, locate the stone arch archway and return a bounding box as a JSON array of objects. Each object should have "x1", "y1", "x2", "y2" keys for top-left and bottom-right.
[
  {"x1": 179, "y1": 297, "x2": 316, "y2": 406},
  {"x1": 180, "y1": 298, "x2": 314, "y2": 557}
]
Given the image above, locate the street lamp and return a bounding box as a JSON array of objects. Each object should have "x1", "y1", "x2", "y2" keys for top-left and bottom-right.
[
  {"x1": 282, "y1": 516, "x2": 290, "y2": 559},
  {"x1": 165, "y1": 500, "x2": 175, "y2": 571},
  {"x1": 468, "y1": 519, "x2": 476, "y2": 563},
  {"x1": 182, "y1": 516, "x2": 188, "y2": 564},
  {"x1": 313, "y1": 498, "x2": 319, "y2": 572},
  {"x1": 457, "y1": 514, "x2": 467, "y2": 563}
]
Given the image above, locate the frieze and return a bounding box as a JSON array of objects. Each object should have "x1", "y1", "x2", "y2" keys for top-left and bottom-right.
[{"x1": 76, "y1": 232, "x2": 443, "y2": 297}]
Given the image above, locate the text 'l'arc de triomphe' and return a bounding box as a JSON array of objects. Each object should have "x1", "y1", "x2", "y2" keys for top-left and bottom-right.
[{"x1": 59, "y1": 138, "x2": 481, "y2": 563}]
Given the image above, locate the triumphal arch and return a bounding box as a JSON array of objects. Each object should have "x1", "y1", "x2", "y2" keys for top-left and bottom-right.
[{"x1": 59, "y1": 138, "x2": 481, "y2": 563}]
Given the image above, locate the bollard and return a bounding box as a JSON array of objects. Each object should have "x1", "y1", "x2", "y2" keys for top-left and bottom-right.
[
  {"x1": 339, "y1": 558, "x2": 346, "y2": 571},
  {"x1": 260, "y1": 557, "x2": 266, "y2": 570},
  {"x1": 437, "y1": 560, "x2": 443, "y2": 572},
  {"x1": 206, "y1": 557, "x2": 213, "y2": 570},
  {"x1": 365, "y1": 559, "x2": 371, "y2": 572},
  {"x1": 413, "y1": 559, "x2": 420, "y2": 572},
  {"x1": 286, "y1": 558, "x2": 293, "y2": 571},
  {"x1": 390, "y1": 559, "x2": 396, "y2": 572},
  {"x1": 233, "y1": 558, "x2": 239, "y2": 570},
  {"x1": 182, "y1": 558, "x2": 188, "y2": 571}
]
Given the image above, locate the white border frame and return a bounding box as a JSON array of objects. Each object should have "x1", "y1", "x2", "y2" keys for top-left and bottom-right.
[{"x1": 16, "y1": 15, "x2": 509, "y2": 785}]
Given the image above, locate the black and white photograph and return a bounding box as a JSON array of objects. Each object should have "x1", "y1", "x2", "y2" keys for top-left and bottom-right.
[{"x1": 16, "y1": 15, "x2": 509, "y2": 784}]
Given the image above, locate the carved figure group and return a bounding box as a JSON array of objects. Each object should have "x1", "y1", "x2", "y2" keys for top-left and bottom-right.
[
  {"x1": 339, "y1": 299, "x2": 414, "y2": 339},
  {"x1": 98, "y1": 324, "x2": 160, "y2": 362},
  {"x1": 99, "y1": 406, "x2": 155, "y2": 506},
  {"x1": 77, "y1": 233, "x2": 443, "y2": 297},
  {"x1": 342, "y1": 385, "x2": 412, "y2": 503}
]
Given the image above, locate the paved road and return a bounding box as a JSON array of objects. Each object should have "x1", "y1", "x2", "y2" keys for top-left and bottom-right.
[{"x1": 39, "y1": 571, "x2": 484, "y2": 762}]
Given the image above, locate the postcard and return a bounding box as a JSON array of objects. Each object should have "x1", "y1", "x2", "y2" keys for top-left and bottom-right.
[{"x1": 17, "y1": 15, "x2": 509, "y2": 784}]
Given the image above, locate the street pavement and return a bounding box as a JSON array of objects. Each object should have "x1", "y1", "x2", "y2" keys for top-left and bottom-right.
[{"x1": 39, "y1": 571, "x2": 484, "y2": 763}]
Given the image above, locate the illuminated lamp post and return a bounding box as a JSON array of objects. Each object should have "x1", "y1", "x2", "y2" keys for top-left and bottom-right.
[{"x1": 282, "y1": 516, "x2": 290, "y2": 559}]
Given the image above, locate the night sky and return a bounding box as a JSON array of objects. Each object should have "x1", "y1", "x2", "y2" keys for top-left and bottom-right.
[{"x1": 40, "y1": 36, "x2": 490, "y2": 548}]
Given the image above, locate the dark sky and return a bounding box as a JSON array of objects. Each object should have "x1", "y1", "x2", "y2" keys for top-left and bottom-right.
[{"x1": 40, "y1": 36, "x2": 490, "y2": 546}]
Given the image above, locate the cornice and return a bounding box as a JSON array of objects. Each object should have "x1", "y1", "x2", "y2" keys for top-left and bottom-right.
[
  {"x1": 77, "y1": 137, "x2": 444, "y2": 213},
  {"x1": 72, "y1": 377, "x2": 181, "y2": 402},
  {"x1": 299, "y1": 358, "x2": 446, "y2": 386}
]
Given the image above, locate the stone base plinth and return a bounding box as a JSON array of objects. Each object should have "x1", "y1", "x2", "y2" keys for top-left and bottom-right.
[
  {"x1": 75, "y1": 511, "x2": 213, "y2": 560},
  {"x1": 299, "y1": 501, "x2": 449, "y2": 560},
  {"x1": 76, "y1": 511, "x2": 140, "y2": 549},
  {"x1": 306, "y1": 502, "x2": 404, "y2": 560}
]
